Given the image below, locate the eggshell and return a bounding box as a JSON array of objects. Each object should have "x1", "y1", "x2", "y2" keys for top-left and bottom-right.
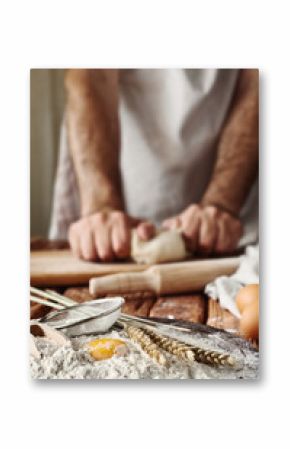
[
  {"x1": 236, "y1": 284, "x2": 259, "y2": 313},
  {"x1": 239, "y1": 300, "x2": 259, "y2": 341}
]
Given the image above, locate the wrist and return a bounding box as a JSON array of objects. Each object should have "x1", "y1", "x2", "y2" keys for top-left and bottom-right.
[
  {"x1": 80, "y1": 184, "x2": 123, "y2": 217},
  {"x1": 81, "y1": 204, "x2": 120, "y2": 218},
  {"x1": 200, "y1": 194, "x2": 240, "y2": 218}
]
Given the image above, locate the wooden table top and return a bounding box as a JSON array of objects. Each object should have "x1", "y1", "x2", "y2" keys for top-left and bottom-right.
[{"x1": 30, "y1": 238, "x2": 240, "y2": 334}]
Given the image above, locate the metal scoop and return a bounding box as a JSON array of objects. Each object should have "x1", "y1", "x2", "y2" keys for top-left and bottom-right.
[{"x1": 30, "y1": 287, "x2": 124, "y2": 337}]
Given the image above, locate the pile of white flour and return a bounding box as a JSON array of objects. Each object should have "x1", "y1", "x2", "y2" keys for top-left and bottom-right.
[{"x1": 30, "y1": 328, "x2": 259, "y2": 380}]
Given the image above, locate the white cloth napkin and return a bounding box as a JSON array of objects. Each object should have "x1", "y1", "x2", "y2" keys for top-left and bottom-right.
[{"x1": 205, "y1": 245, "x2": 259, "y2": 318}]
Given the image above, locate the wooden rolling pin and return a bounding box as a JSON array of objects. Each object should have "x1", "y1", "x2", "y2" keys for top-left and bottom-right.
[{"x1": 89, "y1": 257, "x2": 240, "y2": 296}]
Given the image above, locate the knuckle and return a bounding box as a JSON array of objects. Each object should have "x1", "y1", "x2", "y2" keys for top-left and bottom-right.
[
  {"x1": 188, "y1": 204, "x2": 199, "y2": 215},
  {"x1": 206, "y1": 206, "x2": 218, "y2": 218},
  {"x1": 115, "y1": 212, "x2": 128, "y2": 227},
  {"x1": 95, "y1": 211, "x2": 107, "y2": 224},
  {"x1": 81, "y1": 219, "x2": 91, "y2": 231},
  {"x1": 113, "y1": 210, "x2": 124, "y2": 220},
  {"x1": 220, "y1": 212, "x2": 231, "y2": 224}
]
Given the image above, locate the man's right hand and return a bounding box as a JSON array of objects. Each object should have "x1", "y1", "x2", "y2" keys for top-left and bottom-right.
[{"x1": 68, "y1": 211, "x2": 155, "y2": 262}]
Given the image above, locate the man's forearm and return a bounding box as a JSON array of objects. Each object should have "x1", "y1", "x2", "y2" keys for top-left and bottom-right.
[
  {"x1": 202, "y1": 69, "x2": 259, "y2": 216},
  {"x1": 65, "y1": 69, "x2": 123, "y2": 216}
]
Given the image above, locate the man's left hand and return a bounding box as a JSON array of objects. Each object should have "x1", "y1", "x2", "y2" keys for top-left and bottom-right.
[{"x1": 162, "y1": 204, "x2": 242, "y2": 255}]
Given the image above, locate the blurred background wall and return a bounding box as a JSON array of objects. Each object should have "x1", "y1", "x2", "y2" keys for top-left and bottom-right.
[{"x1": 30, "y1": 69, "x2": 65, "y2": 236}]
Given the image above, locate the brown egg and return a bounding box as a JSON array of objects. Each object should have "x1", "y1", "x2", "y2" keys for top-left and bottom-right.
[
  {"x1": 236, "y1": 284, "x2": 259, "y2": 313},
  {"x1": 239, "y1": 299, "x2": 259, "y2": 341}
]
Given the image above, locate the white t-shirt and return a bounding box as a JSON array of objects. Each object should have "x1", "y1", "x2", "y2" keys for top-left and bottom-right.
[{"x1": 50, "y1": 69, "x2": 258, "y2": 245}]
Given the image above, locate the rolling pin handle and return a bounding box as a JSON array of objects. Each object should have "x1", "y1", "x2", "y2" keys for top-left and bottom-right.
[{"x1": 89, "y1": 269, "x2": 159, "y2": 296}]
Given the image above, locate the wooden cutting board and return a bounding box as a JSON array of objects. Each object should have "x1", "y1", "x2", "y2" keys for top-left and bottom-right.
[
  {"x1": 31, "y1": 249, "x2": 239, "y2": 289},
  {"x1": 30, "y1": 249, "x2": 149, "y2": 286}
]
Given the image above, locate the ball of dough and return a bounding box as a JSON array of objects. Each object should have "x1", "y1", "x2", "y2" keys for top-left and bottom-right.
[{"x1": 131, "y1": 229, "x2": 188, "y2": 264}]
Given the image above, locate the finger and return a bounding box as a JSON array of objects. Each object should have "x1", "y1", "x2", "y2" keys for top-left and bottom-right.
[
  {"x1": 162, "y1": 216, "x2": 181, "y2": 230},
  {"x1": 136, "y1": 221, "x2": 156, "y2": 241},
  {"x1": 215, "y1": 218, "x2": 231, "y2": 253},
  {"x1": 197, "y1": 213, "x2": 217, "y2": 254},
  {"x1": 68, "y1": 225, "x2": 81, "y2": 259},
  {"x1": 215, "y1": 216, "x2": 242, "y2": 253},
  {"x1": 111, "y1": 219, "x2": 131, "y2": 259},
  {"x1": 95, "y1": 226, "x2": 114, "y2": 261},
  {"x1": 180, "y1": 213, "x2": 200, "y2": 252},
  {"x1": 80, "y1": 229, "x2": 97, "y2": 261}
]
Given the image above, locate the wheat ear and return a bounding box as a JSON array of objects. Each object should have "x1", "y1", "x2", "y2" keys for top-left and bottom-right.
[
  {"x1": 144, "y1": 327, "x2": 195, "y2": 362},
  {"x1": 144, "y1": 327, "x2": 234, "y2": 367},
  {"x1": 125, "y1": 325, "x2": 167, "y2": 366}
]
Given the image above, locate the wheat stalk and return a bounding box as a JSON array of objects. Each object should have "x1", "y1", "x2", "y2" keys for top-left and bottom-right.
[
  {"x1": 189, "y1": 346, "x2": 234, "y2": 366},
  {"x1": 125, "y1": 325, "x2": 167, "y2": 366},
  {"x1": 144, "y1": 327, "x2": 195, "y2": 362},
  {"x1": 144, "y1": 327, "x2": 235, "y2": 367}
]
